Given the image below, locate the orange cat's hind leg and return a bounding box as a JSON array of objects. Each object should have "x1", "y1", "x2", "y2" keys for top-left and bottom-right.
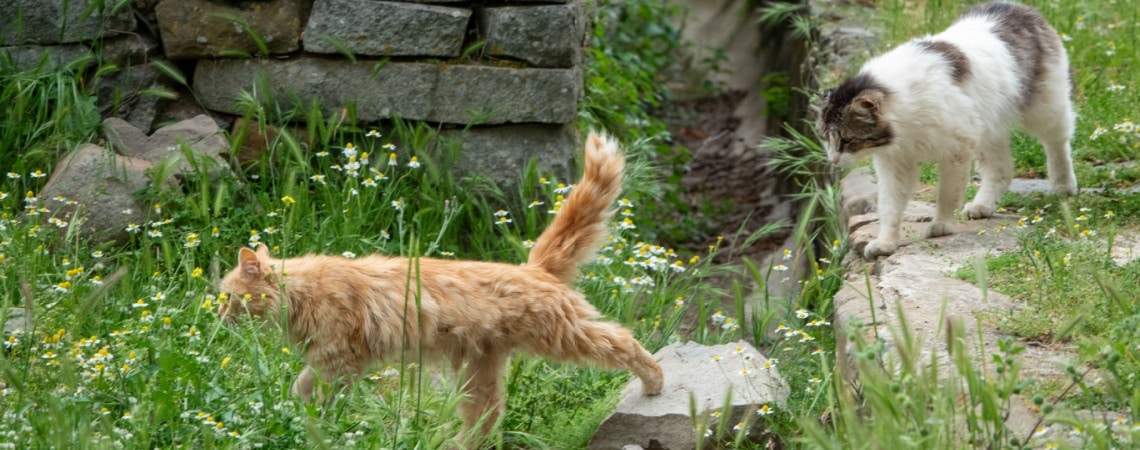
[
  {"x1": 539, "y1": 320, "x2": 664, "y2": 396},
  {"x1": 456, "y1": 349, "x2": 509, "y2": 446}
]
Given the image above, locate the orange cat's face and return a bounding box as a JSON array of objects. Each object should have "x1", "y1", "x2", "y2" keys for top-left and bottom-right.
[{"x1": 218, "y1": 246, "x2": 282, "y2": 323}]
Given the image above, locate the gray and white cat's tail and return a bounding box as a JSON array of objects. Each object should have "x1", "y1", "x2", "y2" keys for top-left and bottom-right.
[{"x1": 527, "y1": 132, "x2": 624, "y2": 284}]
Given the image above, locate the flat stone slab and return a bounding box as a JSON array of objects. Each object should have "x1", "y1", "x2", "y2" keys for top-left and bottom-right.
[
  {"x1": 434, "y1": 65, "x2": 580, "y2": 124},
  {"x1": 155, "y1": 0, "x2": 304, "y2": 59},
  {"x1": 834, "y1": 173, "x2": 1094, "y2": 439},
  {"x1": 1110, "y1": 229, "x2": 1140, "y2": 266},
  {"x1": 304, "y1": 0, "x2": 470, "y2": 57},
  {"x1": 0, "y1": 45, "x2": 94, "y2": 72},
  {"x1": 2, "y1": 0, "x2": 135, "y2": 45},
  {"x1": 589, "y1": 341, "x2": 789, "y2": 449},
  {"x1": 479, "y1": 3, "x2": 585, "y2": 67},
  {"x1": 836, "y1": 215, "x2": 1074, "y2": 438},
  {"x1": 441, "y1": 123, "x2": 576, "y2": 190},
  {"x1": 1008, "y1": 178, "x2": 1055, "y2": 195},
  {"x1": 195, "y1": 58, "x2": 437, "y2": 120},
  {"x1": 194, "y1": 57, "x2": 580, "y2": 125}
]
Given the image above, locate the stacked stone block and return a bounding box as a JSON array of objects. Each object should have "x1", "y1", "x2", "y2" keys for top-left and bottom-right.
[{"x1": 3, "y1": 0, "x2": 589, "y2": 186}]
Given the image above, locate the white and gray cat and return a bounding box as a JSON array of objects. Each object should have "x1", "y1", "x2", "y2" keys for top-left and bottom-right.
[{"x1": 819, "y1": 2, "x2": 1078, "y2": 259}]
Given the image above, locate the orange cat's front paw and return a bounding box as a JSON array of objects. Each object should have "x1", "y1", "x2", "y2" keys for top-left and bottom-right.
[{"x1": 292, "y1": 366, "x2": 316, "y2": 402}]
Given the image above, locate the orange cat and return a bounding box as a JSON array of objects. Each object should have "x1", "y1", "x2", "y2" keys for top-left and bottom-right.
[{"x1": 218, "y1": 132, "x2": 664, "y2": 441}]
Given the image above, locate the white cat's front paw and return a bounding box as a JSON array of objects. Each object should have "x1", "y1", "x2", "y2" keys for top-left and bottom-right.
[
  {"x1": 963, "y1": 202, "x2": 996, "y2": 220},
  {"x1": 926, "y1": 221, "x2": 955, "y2": 238},
  {"x1": 863, "y1": 238, "x2": 898, "y2": 259},
  {"x1": 1052, "y1": 182, "x2": 1077, "y2": 196}
]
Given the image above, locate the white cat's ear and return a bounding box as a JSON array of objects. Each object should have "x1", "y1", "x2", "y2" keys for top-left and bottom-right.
[
  {"x1": 852, "y1": 90, "x2": 885, "y2": 114},
  {"x1": 239, "y1": 247, "x2": 261, "y2": 277}
]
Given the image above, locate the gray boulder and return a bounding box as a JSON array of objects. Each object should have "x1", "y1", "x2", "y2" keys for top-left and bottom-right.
[
  {"x1": 103, "y1": 115, "x2": 231, "y2": 179},
  {"x1": 589, "y1": 341, "x2": 790, "y2": 450},
  {"x1": 304, "y1": 0, "x2": 470, "y2": 57},
  {"x1": 37, "y1": 144, "x2": 154, "y2": 246}
]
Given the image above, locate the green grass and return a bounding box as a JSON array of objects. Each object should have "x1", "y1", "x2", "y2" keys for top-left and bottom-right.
[
  {"x1": 0, "y1": 66, "x2": 101, "y2": 174},
  {"x1": 0, "y1": 2, "x2": 831, "y2": 449},
  {"x1": 4, "y1": 0, "x2": 1135, "y2": 448},
  {"x1": 803, "y1": 1, "x2": 1140, "y2": 448},
  {"x1": 0, "y1": 103, "x2": 734, "y2": 447}
]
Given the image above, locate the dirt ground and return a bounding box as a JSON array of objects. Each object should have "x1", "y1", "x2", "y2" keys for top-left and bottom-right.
[{"x1": 653, "y1": 90, "x2": 792, "y2": 263}]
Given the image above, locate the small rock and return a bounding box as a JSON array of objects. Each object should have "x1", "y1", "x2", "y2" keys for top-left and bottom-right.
[
  {"x1": 589, "y1": 341, "x2": 789, "y2": 450},
  {"x1": 2, "y1": 308, "x2": 31, "y2": 337},
  {"x1": 304, "y1": 0, "x2": 470, "y2": 57}
]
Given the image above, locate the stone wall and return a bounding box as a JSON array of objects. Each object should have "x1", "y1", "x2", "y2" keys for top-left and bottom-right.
[{"x1": 2, "y1": 0, "x2": 589, "y2": 185}]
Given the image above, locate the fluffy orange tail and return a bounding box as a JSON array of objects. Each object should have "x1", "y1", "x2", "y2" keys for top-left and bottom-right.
[{"x1": 527, "y1": 132, "x2": 625, "y2": 284}]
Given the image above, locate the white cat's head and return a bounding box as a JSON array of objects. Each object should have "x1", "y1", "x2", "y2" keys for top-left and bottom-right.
[
  {"x1": 818, "y1": 74, "x2": 894, "y2": 165},
  {"x1": 218, "y1": 245, "x2": 283, "y2": 323}
]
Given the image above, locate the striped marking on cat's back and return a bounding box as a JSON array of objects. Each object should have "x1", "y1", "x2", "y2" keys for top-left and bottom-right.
[
  {"x1": 915, "y1": 40, "x2": 971, "y2": 84},
  {"x1": 960, "y1": 2, "x2": 1064, "y2": 108}
]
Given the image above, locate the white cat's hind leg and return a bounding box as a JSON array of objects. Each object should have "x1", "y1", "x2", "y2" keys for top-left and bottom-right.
[
  {"x1": 964, "y1": 133, "x2": 1013, "y2": 219},
  {"x1": 929, "y1": 158, "x2": 970, "y2": 237},
  {"x1": 1022, "y1": 77, "x2": 1078, "y2": 196}
]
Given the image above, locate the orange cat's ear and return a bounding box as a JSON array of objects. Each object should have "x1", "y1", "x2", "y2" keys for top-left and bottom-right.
[
  {"x1": 238, "y1": 247, "x2": 262, "y2": 278},
  {"x1": 255, "y1": 244, "x2": 271, "y2": 260}
]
